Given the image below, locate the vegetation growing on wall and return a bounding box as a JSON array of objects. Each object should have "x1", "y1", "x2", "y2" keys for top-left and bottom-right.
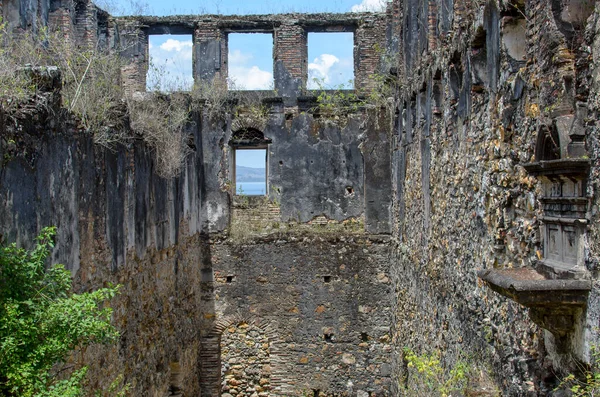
[
  {"x1": 311, "y1": 61, "x2": 399, "y2": 129},
  {"x1": 0, "y1": 227, "x2": 124, "y2": 396},
  {"x1": 127, "y1": 93, "x2": 192, "y2": 178},
  {"x1": 0, "y1": 19, "x2": 193, "y2": 178},
  {"x1": 557, "y1": 345, "x2": 600, "y2": 396},
  {"x1": 400, "y1": 348, "x2": 474, "y2": 397},
  {"x1": 0, "y1": 18, "x2": 125, "y2": 139}
]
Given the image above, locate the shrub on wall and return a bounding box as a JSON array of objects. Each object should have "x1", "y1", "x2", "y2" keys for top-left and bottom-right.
[{"x1": 0, "y1": 227, "x2": 124, "y2": 396}]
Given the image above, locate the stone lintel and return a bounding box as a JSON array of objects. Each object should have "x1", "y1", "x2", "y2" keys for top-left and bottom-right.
[{"x1": 522, "y1": 159, "x2": 591, "y2": 178}]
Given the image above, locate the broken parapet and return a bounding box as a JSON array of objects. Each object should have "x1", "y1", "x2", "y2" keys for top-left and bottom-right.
[{"x1": 115, "y1": 12, "x2": 387, "y2": 99}]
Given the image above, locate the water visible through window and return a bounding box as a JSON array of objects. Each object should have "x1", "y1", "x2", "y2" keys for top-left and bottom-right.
[{"x1": 235, "y1": 149, "x2": 266, "y2": 195}]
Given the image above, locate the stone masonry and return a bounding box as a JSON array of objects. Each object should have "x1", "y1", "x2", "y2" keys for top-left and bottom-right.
[{"x1": 2, "y1": 0, "x2": 600, "y2": 396}]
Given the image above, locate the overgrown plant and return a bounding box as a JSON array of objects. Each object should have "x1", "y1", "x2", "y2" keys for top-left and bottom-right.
[
  {"x1": 556, "y1": 345, "x2": 600, "y2": 396},
  {"x1": 0, "y1": 19, "x2": 36, "y2": 114},
  {"x1": 401, "y1": 348, "x2": 471, "y2": 397},
  {"x1": 146, "y1": 58, "x2": 193, "y2": 93},
  {"x1": 311, "y1": 78, "x2": 364, "y2": 125},
  {"x1": 0, "y1": 19, "x2": 194, "y2": 178},
  {"x1": 311, "y1": 61, "x2": 399, "y2": 129},
  {"x1": 0, "y1": 19, "x2": 125, "y2": 142},
  {"x1": 127, "y1": 93, "x2": 192, "y2": 178},
  {"x1": 0, "y1": 227, "x2": 124, "y2": 396},
  {"x1": 190, "y1": 77, "x2": 231, "y2": 122}
]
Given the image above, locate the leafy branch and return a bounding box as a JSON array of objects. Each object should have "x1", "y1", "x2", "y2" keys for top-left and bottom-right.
[{"x1": 0, "y1": 227, "x2": 125, "y2": 396}]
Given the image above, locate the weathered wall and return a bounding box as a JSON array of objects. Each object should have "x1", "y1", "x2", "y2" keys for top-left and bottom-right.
[
  {"x1": 200, "y1": 236, "x2": 393, "y2": 396},
  {"x1": 9, "y1": 0, "x2": 600, "y2": 395},
  {"x1": 0, "y1": 54, "x2": 392, "y2": 397},
  {"x1": 117, "y1": 13, "x2": 387, "y2": 98},
  {"x1": 389, "y1": 0, "x2": 600, "y2": 394}
]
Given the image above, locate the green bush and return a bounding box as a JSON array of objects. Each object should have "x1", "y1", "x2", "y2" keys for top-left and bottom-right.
[
  {"x1": 557, "y1": 345, "x2": 600, "y2": 396},
  {"x1": 0, "y1": 227, "x2": 121, "y2": 396},
  {"x1": 401, "y1": 348, "x2": 471, "y2": 397}
]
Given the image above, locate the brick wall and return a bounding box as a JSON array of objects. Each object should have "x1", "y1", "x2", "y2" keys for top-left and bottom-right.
[
  {"x1": 118, "y1": 13, "x2": 388, "y2": 96},
  {"x1": 119, "y1": 19, "x2": 148, "y2": 94},
  {"x1": 74, "y1": 0, "x2": 98, "y2": 49},
  {"x1": 274, "y1": 22, "x2": 307, "y2": 94},
  {"x1": 355, "y1": 14, "x2": 387, "y2": 92},
  {"x1": 194, "y1": 20, "x2": 227, "y2": 83}
]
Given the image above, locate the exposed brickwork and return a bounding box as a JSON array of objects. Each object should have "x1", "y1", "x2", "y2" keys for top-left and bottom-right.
[
  {"x1": 117, "y1": 13, "x2": 387, "y2": 95},
  {"x1": 118, "y1": 19, "x2": 148, "y2": 93},
  {"x1": 48, "y1": 8, "x2": 74, "y2": 40},
  {"x1": 194, "y1": 20, "x2": 228, "y2": 83},
  {"x1": 274, "y1": 22, "x2": 307, "y2": 92},
  {"x1": 354, "y1": 14, "x2": 387, "y2": 92},
  {"x1": 232, "y1": 199, "x2": 281, "y2": 231},
  {"x1": 74, "y1": 0, "x2": 98, "y2": 49}
]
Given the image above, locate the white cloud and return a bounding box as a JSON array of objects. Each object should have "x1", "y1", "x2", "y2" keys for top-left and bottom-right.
[
  {"x1": 148, "y1": 37, "x2": 194, "y2": 91},
  {"x1": 308, "y1": 54, "x2": 340, "y2": 86},
  {"x1": 308, "y1": 54, "x2": 354, "y2": 89},
  {"x1": 159, "y1": 38, "x2": 193, "y2": 52},
  {"x1": 229, "y1": 49, "x2": 253, "y2": 65},
  {"x1": 229, "y1": 66, "x2": 273, "y2": 90},
  {"x1": 227, "y1": 49, "x2": 273, "y2": 90},
  {"x1": 350, "y1": 0, "x2": 387, "y2": 12}
]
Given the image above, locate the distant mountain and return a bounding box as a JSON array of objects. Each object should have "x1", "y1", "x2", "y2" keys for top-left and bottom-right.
[{"x1": 236, "y1": 165, "x2": 266, "y2": 182}]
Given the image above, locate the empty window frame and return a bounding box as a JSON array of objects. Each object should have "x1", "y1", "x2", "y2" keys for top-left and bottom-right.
[
  {"x1": 234, "y1": 148, "x2": 267, "y2": 196},
  {"x1": 227, "y1": 33, "x2": 274, "y2": 90},
  {"x1": 147, "y1": 34, "x2": 194, "y2": 92},
  {"x1": 307, "y1": 32, "x2": 354, "y2": 90}
]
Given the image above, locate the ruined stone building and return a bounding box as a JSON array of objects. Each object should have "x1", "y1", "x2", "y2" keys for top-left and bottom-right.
[{"x1": 1, "y1": 0, "x2": 600, "y2": 395}]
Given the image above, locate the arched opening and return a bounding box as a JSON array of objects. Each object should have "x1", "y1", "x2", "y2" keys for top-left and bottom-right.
[
  {"x1": 535, "y1": 125, "x2": 561, "y2": 161},
  {"x1": 470, "y1": 25, "x2": 487, "y2": 92},
  {"x1": 220, "y1": 322, "x2": 271, "y2": 397},
  {"x1": 230, "y1": 128, "x2": 270, "y2": 146},
  {"x1": 551, "y1": 0, "x2": 594, "y2": 48}
]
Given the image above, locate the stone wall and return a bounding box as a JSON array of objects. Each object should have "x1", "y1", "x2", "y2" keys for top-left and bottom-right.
[
  {"x1": 6, "y1": 0, "x2": 600, "y2": 395},
  {"x1": 388, "y1": 0, "x2": 600, "y2": 394},
  {"x1": 201, "y1": 236, "x2": 393, "y2": 396},
  {"x1": 0, "y1": 49, "x2": 393, "y2": 397},
  {"x1": 221, "y1": 322, "x2": 272, "y2": 397}
]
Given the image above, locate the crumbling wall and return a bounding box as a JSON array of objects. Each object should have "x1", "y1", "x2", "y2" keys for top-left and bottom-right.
[
  {"x1": 389, "y1": 0, "x2": 600, "y2": 394},
  {"x1": 117, "y1": 13, "x2": 387, "y2": 98},
  {"x1": 202, "y1": 236, "x2": 393, "y2": 396},
  {"x1": 0, "y1": 70, "x2": 212, "y2": 395},
  {"x1": 0, "y1": 3, "x2": 394, "y2": 394}
]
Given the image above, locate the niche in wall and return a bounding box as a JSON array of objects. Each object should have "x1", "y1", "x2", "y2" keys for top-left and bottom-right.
[{"x1": 479, "y1": 122, "x2": 592, "y2": 351}]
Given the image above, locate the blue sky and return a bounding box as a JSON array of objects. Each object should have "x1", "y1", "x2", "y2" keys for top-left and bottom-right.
[
  {"x1": 236, "y1": 149, "x2": 266, "y2": 168},
  {"x1": 100, "y1": 0, "x2": 388, "y2": 16},
  {"x1": 130, "y1": 0, "x2": 388, "y2": 91}
]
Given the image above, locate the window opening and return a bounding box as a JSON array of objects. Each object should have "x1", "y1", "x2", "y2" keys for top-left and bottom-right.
[
  {"x1": 308, "y1": 32, "x2": 354, "y2": 90},
  {"x1": 235, "y1": 148, "x2": 267, "y2": 196},
  {"x1": 228, "y1": 33, "x2": 274, "y2": 90},
  {"x1": 147, "y1": 34, "x2": 193, "y2": 92}
]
